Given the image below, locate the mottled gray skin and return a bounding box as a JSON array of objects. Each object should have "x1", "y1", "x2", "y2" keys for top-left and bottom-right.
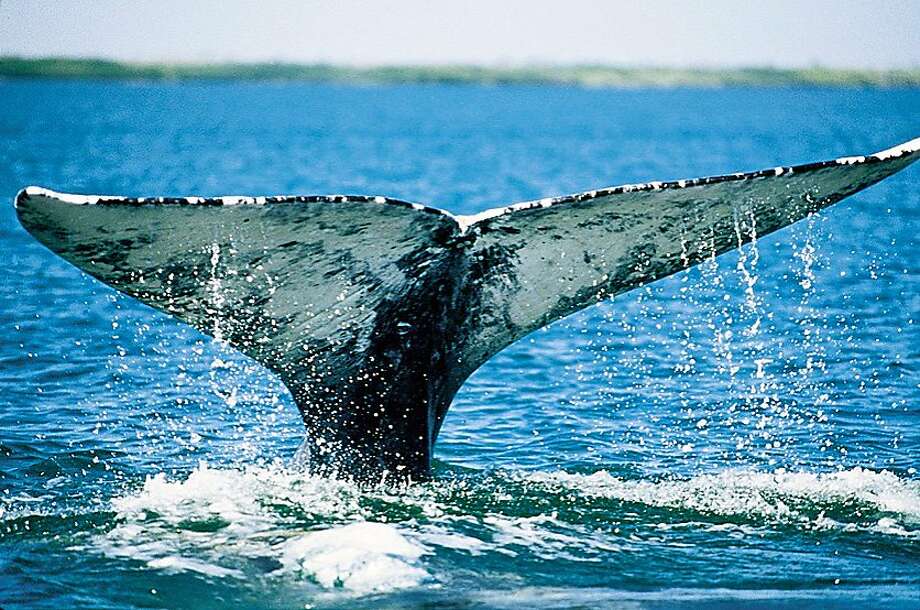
[{"x1": 15, "y1": 138, "x2": 919, "y2": 482}]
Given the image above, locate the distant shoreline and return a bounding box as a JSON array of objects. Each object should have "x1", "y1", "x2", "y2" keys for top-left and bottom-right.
[{"x1": 2, "y1": 57, "x2": 919, "y2": 88}]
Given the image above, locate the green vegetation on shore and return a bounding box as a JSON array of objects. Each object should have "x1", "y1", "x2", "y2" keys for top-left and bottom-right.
[{"x1": 2, "y1": 57, "x2": 918, "y2": 88}]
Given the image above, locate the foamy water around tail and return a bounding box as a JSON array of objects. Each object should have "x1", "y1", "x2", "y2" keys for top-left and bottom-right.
[{"x1": 70, "y1": 460, "x2": 918, "y2": 601}]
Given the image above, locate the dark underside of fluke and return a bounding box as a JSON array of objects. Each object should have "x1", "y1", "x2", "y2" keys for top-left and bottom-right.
[{"x1": 15, "y1": 136, "x2": 919, "y2": 482}]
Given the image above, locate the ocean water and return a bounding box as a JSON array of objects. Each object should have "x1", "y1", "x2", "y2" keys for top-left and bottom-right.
[{"x1": 0, "y1": 81, "x2": 917, "y2": 609}]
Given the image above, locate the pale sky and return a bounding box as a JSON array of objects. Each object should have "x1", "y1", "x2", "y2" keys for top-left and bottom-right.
[{"x1": 1, "y1": 0, "x2": 918, "y2": 68}]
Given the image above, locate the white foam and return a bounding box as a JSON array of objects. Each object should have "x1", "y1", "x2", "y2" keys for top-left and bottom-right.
[
  {"x1": 279, "y1": 522, "x2": 429, "y2": 594},
  {"x1": 482, "y1": 513, "x2": 622, "y2": 560},
  {"x1": 97, "y1": 462, "x2": 431, "y2": 594},
  {"x1": 147, "y1": 555, "x2": 242, "y2": 577},
  {"x1": 111, "y1": 461, "x2": 361, "y2": 524},
  {"x1": 92, "y1": 461, "x2": 920, "y2": 597},
  {"x1": 523, "y1": 467, "x2": 920, "y2": 529},
  {"x1": 413, "y1": 524, "x2": 487, "y2": 554}
]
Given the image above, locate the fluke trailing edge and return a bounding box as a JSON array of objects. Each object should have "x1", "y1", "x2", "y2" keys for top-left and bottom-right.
[{"x1": 15, "y1": 137, "x2": 920, "y2": 481}]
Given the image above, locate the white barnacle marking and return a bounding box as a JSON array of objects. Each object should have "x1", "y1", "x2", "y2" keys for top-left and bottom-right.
[
  {"x1": 872, "y1": 136, "x2": 920, "y2": 160},
  {"x1": 23, "y1": 186, "x2": 106, "y2": 205},
  {"x1": 835, "y1": 156, "x2": 865, "y2": 165}
]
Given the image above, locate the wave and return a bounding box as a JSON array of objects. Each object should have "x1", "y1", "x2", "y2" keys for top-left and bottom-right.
[
  {"x1": 87, "y1": 462, "x2": 920, "y2": 596},
  {"x1": 522, "y1": 467, "x2": 920, "y2": 530}
]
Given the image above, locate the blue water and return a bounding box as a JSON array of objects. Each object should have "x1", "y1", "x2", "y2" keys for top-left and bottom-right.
[{"x1": 0, "y1": 81, "x2": 918, "y2": 609}]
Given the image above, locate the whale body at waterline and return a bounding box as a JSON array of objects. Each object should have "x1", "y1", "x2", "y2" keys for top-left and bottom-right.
[{"x1": 15, "y1": 137, "x2": 919, "y2": 481}]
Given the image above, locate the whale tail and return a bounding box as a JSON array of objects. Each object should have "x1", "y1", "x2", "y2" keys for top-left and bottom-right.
[{"x1": 15, "y1": 137, "x2": 919, "y2": 481}]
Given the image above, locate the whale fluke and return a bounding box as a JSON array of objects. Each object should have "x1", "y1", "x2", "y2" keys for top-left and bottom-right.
[{"x1": 15, "y1": 137, "x2": 919, "y2": 481}]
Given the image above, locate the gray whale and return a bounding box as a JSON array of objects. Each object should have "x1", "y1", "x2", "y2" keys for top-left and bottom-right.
[{"x1": 15, "y1": 137, "x2": 919, "y2": 481}]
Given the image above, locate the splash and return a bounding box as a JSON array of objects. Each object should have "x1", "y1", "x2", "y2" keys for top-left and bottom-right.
[
  {"x1": 90, "y1": 461, "x2": 920, "y2": 598},
  {"x1": 524, "y1": 467, "x2": 920, "y2": 532},
  {"x1": 734, "y1": 206, "x2": 762, "y2": 328},
  {"x1": 207, "y1": 242, "x2": 225, "y2": 343},
  {"x1": 280, "y1": 522, "x2": 428, "y2": 594},
  {"x1": 96, "y1": 462, "x2": 432, "y2": 594}
]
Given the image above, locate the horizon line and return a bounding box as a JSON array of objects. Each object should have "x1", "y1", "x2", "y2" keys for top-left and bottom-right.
[{"x1": 3, "y1": 56, "x2": 919, "y2": 88}]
